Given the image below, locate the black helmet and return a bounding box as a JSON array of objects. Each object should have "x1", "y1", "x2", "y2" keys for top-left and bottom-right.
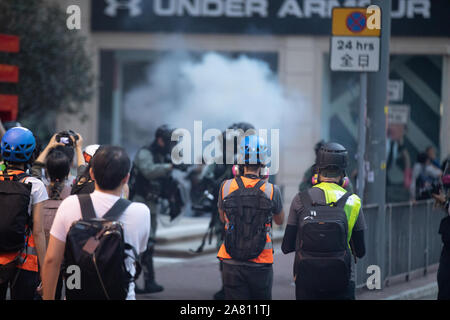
[
  {"x1": 228, "y1": 122, "x2": 255, "y2": 133},
  {"x1": 155, "y1": 125, "x2": 172, "y2": 140},
  {"x1": 222, "y1": 122, "x2": 256, "y2": 157},
  {"x1": 316, "y1": 142, "x2": 348, "y2": 174}
]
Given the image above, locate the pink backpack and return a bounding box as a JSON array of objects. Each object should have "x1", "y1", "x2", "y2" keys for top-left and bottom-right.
[{"x1": 43, "y1": 184, "x2": 71, "y2": 244}]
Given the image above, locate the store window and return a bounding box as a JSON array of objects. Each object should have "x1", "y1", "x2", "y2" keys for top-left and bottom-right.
[
  {"x1": 99, "y1": 50, "x2": 278, "y2": 158},
  {"x1": 322, "y1": 54, "x2": 443, "y2": 203}
]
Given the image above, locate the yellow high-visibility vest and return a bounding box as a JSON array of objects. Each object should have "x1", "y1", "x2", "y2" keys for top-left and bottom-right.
[{"x1": 313, "y1": 182, "x2": 362, "y2": 244}]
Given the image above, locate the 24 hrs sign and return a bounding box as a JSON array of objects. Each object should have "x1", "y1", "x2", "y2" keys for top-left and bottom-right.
[
  {"x1": 330, "y1": 36, "x2": 380, "y2": 72},
  {"x1": 330, "y1": 7, "x2": 381, "y2": 72}
]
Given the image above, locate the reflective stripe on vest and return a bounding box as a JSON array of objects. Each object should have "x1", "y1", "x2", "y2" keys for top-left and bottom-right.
[
  {"x1": 0, "y1": 171, "x2": 39, "y2": 272},
  {"x1": 0, "y1": 232, "x2": 38, "y2": 272},
  {"x1": 218, "y1": 177, "x2": 274, "y2": 264},
  {"x1": 313, "y1": 182, "x2": 361, "y2": 244}
]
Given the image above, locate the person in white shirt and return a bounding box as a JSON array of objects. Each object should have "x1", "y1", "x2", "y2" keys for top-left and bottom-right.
[{"x1": 42, "y1": 146, "x2": 150, "y2": 300}]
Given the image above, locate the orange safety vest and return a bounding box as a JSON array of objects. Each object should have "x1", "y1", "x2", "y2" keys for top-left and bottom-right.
[
  {"x1": 217, "y1": 176, "x2": 275, "y2": 264},
  {"x1": 0, "y1": 170, "x2": 39, "y2": 272}
]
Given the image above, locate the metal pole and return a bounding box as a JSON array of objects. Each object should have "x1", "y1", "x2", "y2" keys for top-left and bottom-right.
[
  {"x1": 425, "y1": 201, "x2": 430, "y2": 275},
  {"x1": 365, "y1": 0, "x2": 391, "y2": 288},
  {"x1": 357, "y1": 73, "x2": 368, "y2": 199},
  {"x1": 112, "y1": 55, "x2": 122, "y2": 146}
]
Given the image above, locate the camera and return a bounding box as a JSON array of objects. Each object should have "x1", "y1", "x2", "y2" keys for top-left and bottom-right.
[{"x1": 55, "y1": 130, "x2": 79, "y2": 147}]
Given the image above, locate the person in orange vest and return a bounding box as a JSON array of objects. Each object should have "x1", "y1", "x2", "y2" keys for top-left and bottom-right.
[
  {"x1": 217, "y1": 134, "x2": 284, "y2": 300},
  {"x1": 0, "y1": 127, "x2": 48, "y2": 300}
]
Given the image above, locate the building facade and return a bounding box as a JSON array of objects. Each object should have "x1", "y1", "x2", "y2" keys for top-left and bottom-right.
[{"x1": 55, "y1": 0, "x2": 450, "y2": 205}]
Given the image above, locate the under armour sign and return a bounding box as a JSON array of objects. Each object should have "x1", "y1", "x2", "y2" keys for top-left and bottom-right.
[{"x1": 104, "y1": 0, "x2": 143, "y2": 17}]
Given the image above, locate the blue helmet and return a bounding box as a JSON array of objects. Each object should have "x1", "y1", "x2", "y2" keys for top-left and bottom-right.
[
  {"x1": 239, "y1": 135, "x2": 268, "y2": 165},
  {"x1": 1, "y1": 127, "x2": 36, "y2": 163}
]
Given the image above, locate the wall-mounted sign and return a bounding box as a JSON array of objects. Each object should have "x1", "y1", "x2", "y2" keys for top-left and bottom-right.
[
  {"x1": 91, "y1": 0, "x2": 450, "y2": 36},
  {"x1": 388, "y1": 104, "x2": 410, "y2": 125},
  {"x1": 330, "y1": 8, "x2": 380, "y2": 72},
  {"x1": 388, "y1": 80, "x2": 404, "y2": 102}
]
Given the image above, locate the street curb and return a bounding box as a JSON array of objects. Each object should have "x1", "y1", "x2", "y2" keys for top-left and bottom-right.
[{"x1": 384, "y1": 282, "x2": 438, "y2": 300}]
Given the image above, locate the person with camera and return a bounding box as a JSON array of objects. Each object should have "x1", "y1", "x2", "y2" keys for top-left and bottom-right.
[
  {"x1": 0, "y1": 127, "x2": 48, "y2": 300},
  {"x1": 129, "y1": 125, "x2": 175, "y2": 294},
  {"x1": 30, "y1": 134, "x2": 79, "y2": 300},
  {"x1": 432, "y1": 162, "x2": 450, "y2": 300},
  {"x1": 31, "y1": 132, "x2": 85, "y2": 236}
]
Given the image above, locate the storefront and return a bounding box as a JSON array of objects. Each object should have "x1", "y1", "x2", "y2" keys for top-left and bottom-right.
[{"x1": 58, "y1": 0, "x2": 450, "y2": 204}]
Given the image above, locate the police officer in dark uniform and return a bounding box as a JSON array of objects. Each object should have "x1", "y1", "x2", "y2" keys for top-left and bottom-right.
[{"x1": 130, "y1": 125, "x2": 174, "y2": 294}]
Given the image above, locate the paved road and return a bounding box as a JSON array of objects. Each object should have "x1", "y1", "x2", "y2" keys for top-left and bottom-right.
[
  {"x1": 137, "y1": 242, "x2": 439, "y2": 301},
  {"x1": 137, "y1": 243, "x2": 296, "y2": 300}
]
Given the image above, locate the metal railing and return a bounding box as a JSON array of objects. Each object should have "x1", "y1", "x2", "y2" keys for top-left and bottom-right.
[{"x1": 355, "y1": 200, "x2": 445, "y2": 288}]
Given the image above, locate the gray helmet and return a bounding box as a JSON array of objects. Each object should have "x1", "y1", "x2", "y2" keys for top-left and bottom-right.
[{"x1": 316, "y1": 142, "x2": 348, "y2": 172}]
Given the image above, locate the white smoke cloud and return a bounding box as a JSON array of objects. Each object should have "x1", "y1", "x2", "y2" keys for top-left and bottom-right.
[{"x1": 123, "y1": 51, "x2": 304, "y2": 156}]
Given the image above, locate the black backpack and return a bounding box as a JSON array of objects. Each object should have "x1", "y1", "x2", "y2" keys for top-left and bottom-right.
[
  {"x1": 0, "y1": 172, "x2": 32, "y2": 285},
  {"x1": 64, "y1": 194, "x2": 140, "y2": 300},
  {"x1": 296, "y1": 190, "x2": 353, "y2": 293},
  {"x1": 223, "y1": 177, "x2": 272, "y2": 261},
  {"x1": 0, "y1": 172, "x2": 32, "y2": 253}
]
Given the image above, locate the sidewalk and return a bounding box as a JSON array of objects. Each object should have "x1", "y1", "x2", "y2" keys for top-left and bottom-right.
[{"x1": 357, "y1": 271, "x2": 438, "y2": 300}]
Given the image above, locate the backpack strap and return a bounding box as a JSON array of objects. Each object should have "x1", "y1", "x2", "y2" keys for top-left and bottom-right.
[
  {"x1": 233, "y1": 177, "x2": 245, "y2": 218},
  {"x1": 124, "y1": 243, "x2": 142, "y2": 281},
  {"x1": 0, "y1": 171, "x2": 30, "y2": 182},
  {"x1": 14, "y1": 172, "x2": 31, "y2": 182},
  {"x1": 253, "y1": 179, "x2": 266, "y2": 191},
  {"x1": 236, "y1": 176, "x2": 245, "y2": 189},
  {"x1": 103, "y1": 199, "x2": 132, "y2": 221},
  {"x1": 299, "y1": 190, "x2": 313, "y2": 210},
  {"x1": 335, "y1": 192, "x2": 353, "y2": 208},
  {"x1": 77, "y1": 194, "x2": 97, "y2": 220}
]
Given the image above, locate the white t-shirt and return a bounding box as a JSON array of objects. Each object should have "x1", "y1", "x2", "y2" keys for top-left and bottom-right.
[
  {"x1": 24, "y1": 176, "x2": 49, "y2": 214},
  {"x1": 50, "y1": 190, "x2": 151, "y2": 300}
]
